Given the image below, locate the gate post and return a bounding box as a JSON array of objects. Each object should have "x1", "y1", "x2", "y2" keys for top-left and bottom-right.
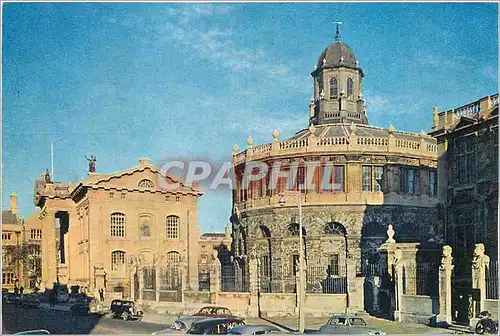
[
  {"x1": 470, "y1": 244, "x2": 490, "y2": 329},
  {"x1": 436, "y1": 245, "x2": 454, "y2": 326},
  {"x1": 210, "y1": 250, "x2": 221, "y2": 304},
  {"x1": 393, "y1": 249, "x2": 403, "y2": 322},
  {"x1": 248, "y1": 252, "x2": 259, "y2": 317}
]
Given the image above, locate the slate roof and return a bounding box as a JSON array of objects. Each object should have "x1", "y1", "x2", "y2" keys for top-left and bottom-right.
[
  {"x1": 317, "y1": 41, "x2": 359, "y2": 70},
  {"x1": 2, "y1": 210, "x2": 19, "y2": 225}
]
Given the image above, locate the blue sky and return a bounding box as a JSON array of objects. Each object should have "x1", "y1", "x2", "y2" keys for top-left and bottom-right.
[{"x1": 2, "y1": 2, "x2": 498, "y2": 232}]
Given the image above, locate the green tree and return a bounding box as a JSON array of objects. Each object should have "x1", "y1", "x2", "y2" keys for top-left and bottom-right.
[{"x1": 3, "y1": 242, "x2": 42, "y2": 289}]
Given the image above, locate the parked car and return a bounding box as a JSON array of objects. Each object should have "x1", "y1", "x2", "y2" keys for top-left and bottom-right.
[
  {"x1": 187, "y1": 318, "x2": 245, "y2": 335},
  {"x1": 15, "y1": 330, "x2": 50, "y2": 335},
  {"x1": 152, "y1": 316, "x2": 214, "y2": 335},
  {"x1": 193, "y1": 306, "x2": 237, "y2": 318},
  {"x1": 318, "y1": 314, "x2": 385, "y2": 335},
  {"x1": 228, "y1": 325, "x2": 283, "y2": 335},
  {"x1": 108, "y1": 299, "x2": 143, "y2": 321},
  {"x1": 71, "y1": 302, "x2": 90, "y2": 315},
  {"x1": 89, "y1": 297, "x2": 109, "y2": 315},
  {"x1": 3, "y1": 292, "x2": 19, "y2": 304},
  {"x1": 18, "y1": 294, "x2": 41, "y2": 308}
]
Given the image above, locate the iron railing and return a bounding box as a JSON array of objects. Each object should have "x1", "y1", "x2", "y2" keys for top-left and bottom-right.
[
  {"x1": 486, "y1": 260, "x2": 498, "y2": 299},
  {"x1": 307, "y1": 265, "x2": 347, "y2": 294}
]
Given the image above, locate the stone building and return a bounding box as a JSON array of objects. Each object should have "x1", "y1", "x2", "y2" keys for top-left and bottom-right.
[
  {"x1": 32, "y1": 157, "x2": 205, "y2": 298},
  {"x1": 2, "y1": 193, "x2": 43, "y2": 291},
  {"x1": 230, "y1": 29, "x2": 440, "y2": 303},
  {"x1": 429, "y1": 94, "x2": 498, "y2": 322}
]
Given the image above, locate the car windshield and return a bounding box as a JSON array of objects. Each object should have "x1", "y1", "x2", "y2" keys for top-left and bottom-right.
[
  {"x1": 188, "y1": 323, "x2": 207, "y2": 334},
  {"x1": 349, "y1": 318, "x2": 366, "y2": 326},
  {"x1": 217, "y1": 308, "x2": 230, "y2": 315}
]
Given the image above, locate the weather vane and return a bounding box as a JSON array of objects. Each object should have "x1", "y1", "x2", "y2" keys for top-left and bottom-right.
[{"x1": 335, "y1": 21, "x2": 343, "y2": 41}]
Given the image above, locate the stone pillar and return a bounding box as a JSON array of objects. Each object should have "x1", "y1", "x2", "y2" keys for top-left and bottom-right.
[
  {"x1": 248, "y1": 254, "x2": 259, "y2": 317},
  {"x1": 210, "y1": 250, "x2": 221, "y2": 304},
  {"x1": 471, "y1": 244, "x2": 490, "y2": 321},
  {"x1": 346, "y1": 256, "x2": 357, "y2": 313},
  {"x1": 155, "y1": 264, "x2": 161, "y2": 303},
  {"x1": 138, "y1": 268, "x2": 144, "y2": 301},
  {"x1": 393, "y1": 250, "x2": 404, "y2": 322},
  {"x1": 436, "y1": 245, "x2": 453, "y2": 326},
  {"x1": 130, "y1": 266, "x2": 136, "y2": 301},
  {"x1": 41, "y1": 210, "x2": 58, "y2": 289}
]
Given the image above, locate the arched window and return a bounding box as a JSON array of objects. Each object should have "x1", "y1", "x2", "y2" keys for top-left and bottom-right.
[
  {"x1": 167, "y1": 251, "x2": 181, "y2": 267},
  {"x1": 138, "y1": 179, "x2": 154, "y2": 188},
  {"x1": 111, "y1": 250, "x2": 126, "y2": 271},
  {"x1": 329, "y1": 77, "x2": 338, "y2": 99},
  {"x1": 166, "y1": 215, "x2": 179, "y2": 239},
  {"x1": 346, "y1": 78, "x2": 354, "y2": 99},
  {"x1": 110, "y1": 212, "x2": 126, "y2": 237},
  {"x1": 287, "y1": 223, "x2": 307, "y2": 236},
  {"x1": 324, "y1": 222, "x2": 347, "y2": 235},
  {"x1": 138, "y1": 215, "x2": 153, "y2": 237}
]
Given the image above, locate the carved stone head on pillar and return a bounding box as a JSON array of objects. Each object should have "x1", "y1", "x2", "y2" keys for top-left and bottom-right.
[
  {"x1": 440, "y1": 245, "x2": 453, "y2": 270},
  {"x1": 472, "y1": 243, "x2": 489, "y2": 269}
]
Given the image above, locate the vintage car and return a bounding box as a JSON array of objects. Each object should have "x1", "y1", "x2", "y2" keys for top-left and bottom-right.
[
  {"x1": 89, "y1": 298, "x2": 109, "y2": 315},
  {"x1": 187, "y1": 318, "x2": 245, "y2": 335},
  {"x1": 3, "y1": 292, "x2": 19, "y2": 304},
  {"x1": 227, "y1": 324, "x2": 283, "y2": 335},
  {"x1": 108, "y1": 299, "x2": 143, "y2": 321},
  {"x1": 152, "y1": 316, "x2": 214, "y2": 335},
  {"x1": 193, "y1": 306, "x2": 237, "y2": 318},
  {"x1": 15, "y1": 330, "x2": 50, "y2": 335},
  {"x1": 17, "y1": 294, "x2": 41, "y2": 308},
  {"x1": 318, "y1": 314, "x2": 385, "y2": 335},
  {"x1": 71, "y1": 302, "x2": 90, "y2": 315}
]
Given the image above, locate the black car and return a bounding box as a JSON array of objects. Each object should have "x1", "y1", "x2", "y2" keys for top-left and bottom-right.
[
  {"x1": 108, "y1": 299, "x2": 143, "y2": 321},
  {"x1": 71, "y1": 302, "x2": 90, "y2": 315},
  {"x1": 3, "y1": 292, "x2": 20, "y2": 304},
  {"x1": 187, "y1": 318, "x2": 246, "y2": 335}
]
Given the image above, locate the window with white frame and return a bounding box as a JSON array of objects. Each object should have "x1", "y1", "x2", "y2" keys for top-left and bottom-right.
[
  {"x1": 110, "y1": 213, "x2": 126, "y2": 237},
  {"x1": 111, "y1": 250, "x2": 126, "y2": 271},
  {"x1": 138, "y1": 179, "x2": 155, "y2": 188},
  {"x1": 346, "y1": 78, "x2": 354, "y2": 99},
  {"x1": 362, "y1": 166, "x2": 372, "y2": 192},
  {"x1": 166, "y1": 215, "x2": 179, "y2": 239},
  {"x1": 167, "y1": 251, "x2": 181, "y2": 268},
  {"x1": 30, "y1": 229, "x2": 42, "y2": 240},
  {"x1": 329, "y1": 77, "x2": 338, "y2": 99}
]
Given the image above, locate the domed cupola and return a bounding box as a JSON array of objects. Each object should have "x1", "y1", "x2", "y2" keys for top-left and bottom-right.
[{"x1": 309, "y1": 23, "x2": 368, "y2": 126}]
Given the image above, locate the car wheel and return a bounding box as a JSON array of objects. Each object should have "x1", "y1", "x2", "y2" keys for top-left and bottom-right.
[
  {"x1": 122, "y1": 313, "x2": 128, "y2": 321},
  {"x1": 476, "y1": 322, "x2": 485, "y2": 335}
]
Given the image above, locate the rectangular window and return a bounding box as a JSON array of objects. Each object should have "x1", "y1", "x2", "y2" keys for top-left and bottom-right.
[
  {"x1": 329, "y1": 254, "x2": 340, "y2": 276},
  {"x1": 408, "y1": 169, "x2": 415, "y2": 194},
  {"x1": 121, "y1": 193, "x2": 126, "y2": 199},
  {"x1": 296, "y1": 166, "x2": 306, "y2": 193},
  {"x1": 455, "y1": 137, "x2": 476, "y2": 183},
  {"x1": 362, "y1": 166, "x2": 372, "y2": 192},
  {"x1": 429, "y1": 170, "x2": 437, "y2": 197},
  {"x1": 400, "y1": 167, "x2": 415, "y2": 194},
  {"x1": 30, "y1": 229, "x2": 42, "y2": 240},
  {"x1": 374, "y1": 166, "x2": 384, "y2": 192},
  {"x1": 258, "y1": 178, "x2": 263, "y2": 198},
  {"x1": 109, "y1": 192, "x2": 114, "y2": 199},
  {"x1": 334, "y1": 165, "x2": 345, "y2": 192},
  {"x1": 2, "y1": 233, "x2": 12, "y2": 240}
]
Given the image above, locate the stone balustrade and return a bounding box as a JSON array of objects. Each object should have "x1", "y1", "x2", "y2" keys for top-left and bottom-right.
[{"x1": 233, "y1": 134, "x2": 437, "y2": 165}]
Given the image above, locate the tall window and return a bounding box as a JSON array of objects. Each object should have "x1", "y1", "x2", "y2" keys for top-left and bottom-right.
[
  {"x1": 400, "y1": 167, "x2": 416, "y2": 194},
  {"x1": 329, "y1": 77, "x2": 338, "y2": 99},
  {"x1": 166, "y1": 215, "x2": 179, "y2": 239},
  {"x1": 138, "y1": 179, "x2": 155, "y2": 188},
  {"x1": 111, "y1": 251, "x2": 126, "y2": 271},
  {"x1": 328, "y1": 254, "x2": 340, "y2": 276},
  {"x1": 429, "y1": 170, "x2": 437, "y2": 197},
  {"x1": 296, "y1": 166, "x2": 306, "y2": 193},
  {"x1": 374, "y1": 167, "x2": 384, "y2": 192},
  {"x1": 110, "y1": 213, "x2": 126, "y2": 237},
  {"x1": 30, "y1": 229, "x2": 42, "y2": 240},
  {"x1": 139, "y1": 216, "x2": 152, "y2": 237},
  {"x1": 322, "y1": 165, "x2": 345, "y2": 192},
  {"x1": 346, "y1": 78, "x2": 354, "y2": 98},
  {"x1": 261, "y1": 255, "x2": 270, "y2": 277},
  {"x1": 292, "y1": 254, "x2": 300, "y2": 275},
  {"x1": 455, "y1": 137, "x2": 475, "y2": 183},
  {"x1": 167, "y1": 251, "x2": 181, "y2": 269},
  {"x1": 362, "y1": 166, "x2": 372, "y2": 192}
]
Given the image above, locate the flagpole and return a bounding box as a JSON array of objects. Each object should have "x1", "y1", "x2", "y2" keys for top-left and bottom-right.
[{"x1": 51, "y1": 142, "x2": 54, "y2": 181}]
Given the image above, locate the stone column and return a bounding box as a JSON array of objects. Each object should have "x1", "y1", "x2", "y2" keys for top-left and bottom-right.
[
  {"x1": 393, "y1": 249, "x2": 404, "y2": 322},
  {"x1": 210, "y1": 250, "x2": 221, "y2": 304},
  {"x1": 155, "y1": 264, "x2": 161, "y2": 304},
  {"x1": 471, "y1": 244, "x2": 490, "y2": 319},
  {"x1": 138, "y1": 268, "x2": 144, "y2": 301},
  {"x1": 130, "y1": 266, "x2": 136, "y2": 301},
  {"x1": 41, "y1": 210, "x2": 58, "y2": 288},
  {"x1": 248, "y1": 253, "x2": 259, "y2": 317},
  {"x1": 436, "y1": 245, "x2": 453, "y2": 326}
]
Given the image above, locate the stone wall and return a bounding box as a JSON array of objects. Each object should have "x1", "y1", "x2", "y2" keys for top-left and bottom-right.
[
  {"x1": 399, "y1": 295, "x2": 438, "y2": 324},
  {"x1": 484, "y1": 299, "x2": 498, "y2": 320}
]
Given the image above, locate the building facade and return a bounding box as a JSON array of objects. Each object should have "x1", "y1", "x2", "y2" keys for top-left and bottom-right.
[
  {"x1": 32, "y1": 157, "x2": 206, "y2": 298},
  {"x1": 429, "y1": 94, "x2": 498, "y2": 320},
  {"x1": 230, "y1": 31, "x2": 440, "y2": 299},
  {"x1": 2, "y1": 193, "x2": 43, "y2": 290}
]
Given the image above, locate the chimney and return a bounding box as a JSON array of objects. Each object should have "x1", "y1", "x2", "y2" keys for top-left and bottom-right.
[
  {"x1": 433, "y1": 107, "x2": 439, "y2": 129},
  {"x1": 225, "y1": 224, "x2": 231, "y2": 239},
  {"x1": 10, "y1": 193, "x2": 18, "y2": 215}
]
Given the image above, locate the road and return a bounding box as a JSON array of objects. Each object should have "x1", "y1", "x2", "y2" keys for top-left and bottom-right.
[{"x1": 1, "y1": 305, "x2": 170, "y2": 334}]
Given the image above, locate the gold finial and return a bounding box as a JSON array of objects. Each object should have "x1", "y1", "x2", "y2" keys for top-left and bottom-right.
[{"x1": 233, "y1": 144, "x2": 239, "y2": 154}]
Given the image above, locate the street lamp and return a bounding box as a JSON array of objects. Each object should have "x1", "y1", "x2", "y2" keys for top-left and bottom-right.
[{"x1": 279, "y1": 192, "x2": 306, "y2": 333}]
